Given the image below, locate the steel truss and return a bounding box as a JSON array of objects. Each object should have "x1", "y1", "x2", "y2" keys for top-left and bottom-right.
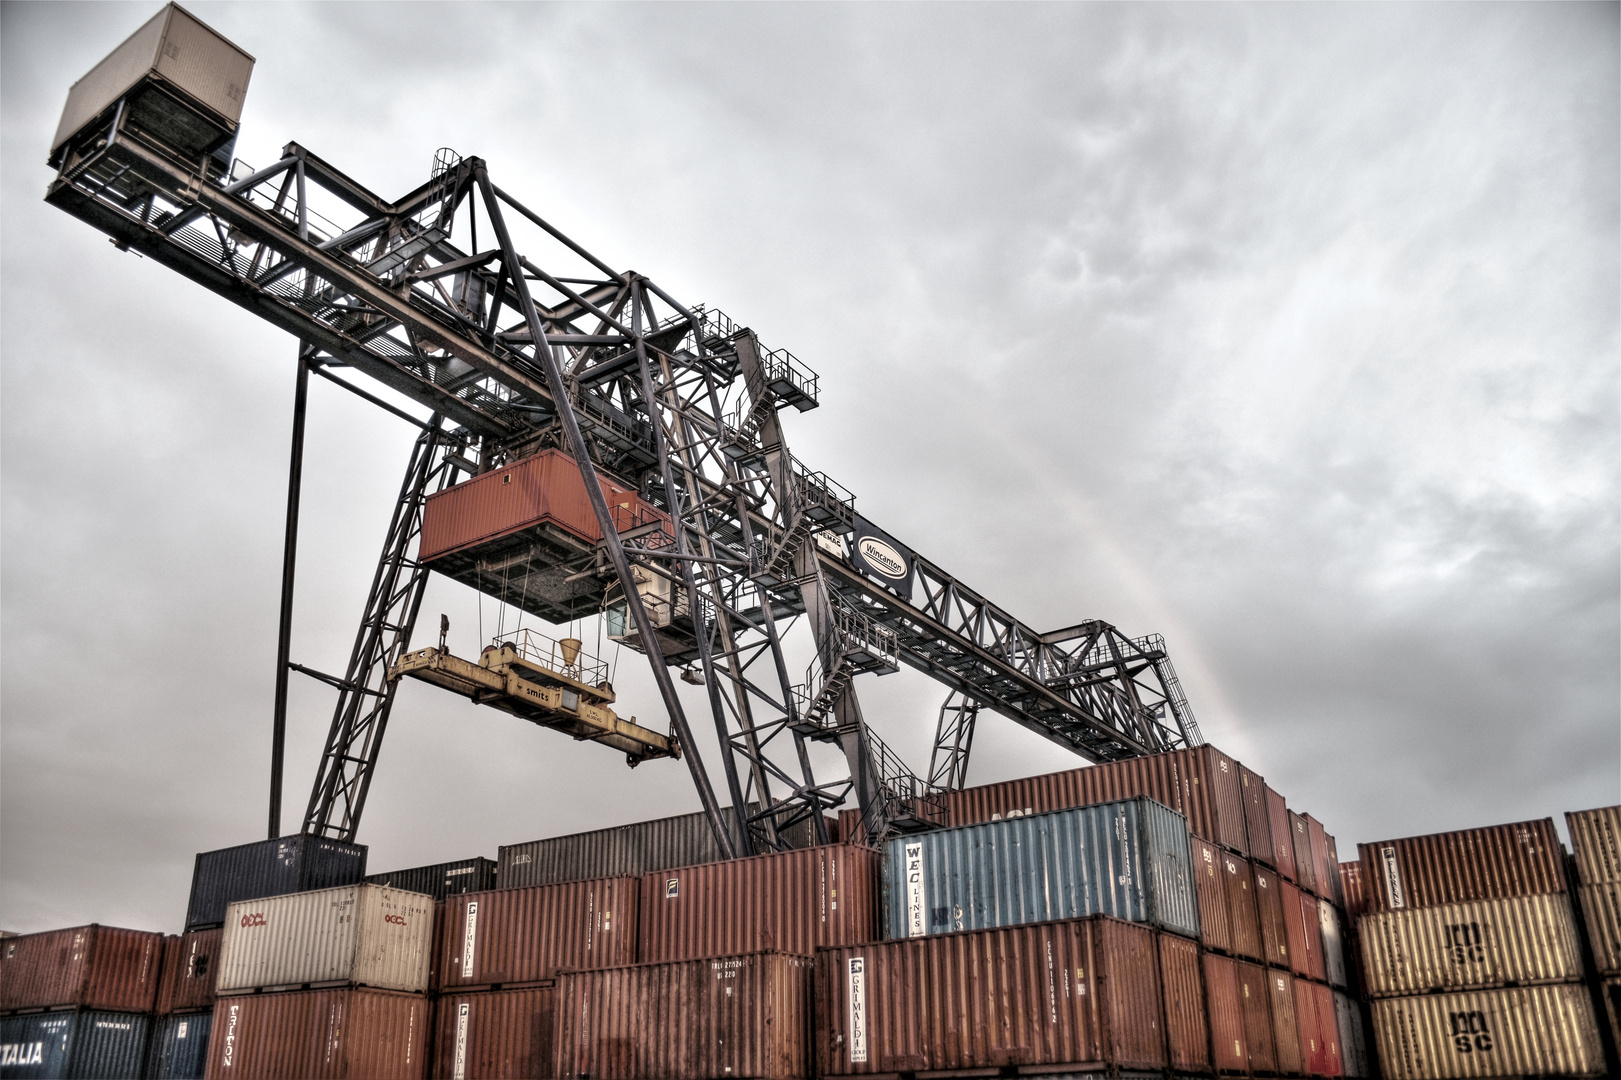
[{"x1": 47, "y1": 106, "x2": 1203, "y2": 850}]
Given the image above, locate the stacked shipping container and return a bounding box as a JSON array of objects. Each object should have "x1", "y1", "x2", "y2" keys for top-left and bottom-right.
[
  {"x1": 146, "y1": 928, "x2": 223, "y2": 1079},
  {"x1": 1566, "y1": 805, "x2": 1621, "y2": 1060}
]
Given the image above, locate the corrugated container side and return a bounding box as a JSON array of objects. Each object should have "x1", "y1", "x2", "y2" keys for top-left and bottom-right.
[
  {"x1": 1267, "y1": 786, "x2": 1298, "y2": 882},
  {"x1": 1254, "y1": 864, "x2": 1291, "y2": 970},
  {"x1": 432, "y1": 986, "x2": 553, "y2": 1080},
  {"x1": 1292, "y1": 975, "x2": 1327, "y2": 1077},
  {"x1": 1356, "y1": 818, "x2": 1565, "y2": 916},
  {"x1": 147, "y1": 1010, "x2": 213, "y2": 1080},
  {"x1": 498, "y1": 804, "x2": 816, "y2": 888},
  {"x1": 643, "y1": 845, "x2": 876, "y2": 963},
  {"x1": 881, "y1": 797, "x2": 1198, "y2": 940},
  {"x1": 364, "y1": 857, "x2": 496, "y2": 900},
  {"x1": 1239, "y1": 766, "x2": 1273, "y2": 869},
  {"x1": 1282, "y1": 878, "x2": 1311, "y2": 978},
  {"x1": 1600, "y1": 976, "x2": 1621, "y2": 1066},
  {"x1": 157, "y1": 929, "x2": 224, "y2": 1015},
  {"x1": 205, "y1": 989, "x2": 427, "y2": 1080},
  {"x1": 1298, "y1": 885, "x2": 1327, "y2": 983},
  {"x1": 1291, "y1": 812, "x2": 1319, "y2": 896},
  {"x1": 1221, "y1": 852, "x2": 1263, "y2": 961},
  {"x1": 554, "y1": 951, "x2": 810, "y2": 1080},
  {"x1": 1356, "y1": 892, "x2": 1586, "y2": 996},
  {"x1": 1202, "y1": 952, "x2": 1248, "y2": 1075},
  {"x1": 1324, "y1": 832, "x2": 1346, "y2": 908},
  {"x1": 1191, "y1": 837, "x2": 1232, "y2": 954},
  {"x1": 186, "y1": 835, "x2": 366, "y2": 931},
  {"x1": 1578, "y1": 881, "x2": 1621, "y2": 976},
  {"x1": 1333, "y1": 990, "x2": 1370, "y2": 1079},
  {"x1": 1341, "y1": 860, "x2": 1367, "y2": 920},
  {"x1": 0, "y1": 924, "x2": 164, "y2": 1013},
  {"x1": 438, "y1": 877, "x2": 638, "y2": 990},
  {"x1": 1267, "y1": 968, "x2": 1305, "y2": 1077},
  {"x1": 1369, "y1": 984, "x2": 1606, "y2": 1080},
  {"x1": 814, "y1": 916, "x2": 1164, "y2": 1077},
  {"x1": 1567, "y1": 806, "x2": 1621, "y2": 886},
  {"x1": 0, "y1": 1009, "x2": 152, "y2": 1080},
  {"x1": 1319, "y1": 898, "x2": 1348, "y2": 988},
  {"x1": 1158, "y1": 932, "x2": 1209, "y2": 1073},
  {"x1": 217, "y1": 885, "x2": 433, "y2": 995},
  {"x1": 1235, "y1": 960, "x2": 1277, "y2": 1075},
  {"x1": 1312, "y1": 981, "x2": 1345, "y2": 1077},
  {"x1": 1305, "y1": 815, "x2": 1336, "y2": 904}
]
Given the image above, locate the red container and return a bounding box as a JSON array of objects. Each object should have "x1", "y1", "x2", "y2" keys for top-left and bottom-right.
[
  {"x1": 1158, "y1": 932, "x2": 1210, "y2": 1074},
  {"x1": 0, "y1": 924, "x2": 164, "y2": 1014},
  {"x1": 1340, "y1": 861, "x2": 1366, "y2": 920},
  {"x1": 1235, "y1": 959, "x2": 1277, "y2": 1075},
  {"x1": 433, "y1": 985, "x2": 554, "y2": 1080},
  {"x1": 1191, "y1": 837, "x2": 1232, "y2": 954},
  {"x1": 1267, "y1": 787, "x2": 1298, "y2": 882},
  {"x1": 420, "y1": 448, "x2": 665, "y2": 562},
  {"x1": 1240, "y1": 766, "x2": 1273, "y2": 868},
  {"x1": 1253, "y1": 864, "x2": 1291, "y2": 970},
  {"x1": 555, "y1": 951, "x2": 810, "y2": 1080},
  {"x1": 639, "y1": 844, "x2": 876, "y2": 963},
  {"x1": 1290, "y1": 812, "x2": 1319, "y2": 896},
  {"x1": 816, "y1": 915, "x2": 1165, "y2": 1077},
  {"x1": 204, "y1": 988, "x2": 429, "y2": 1079},
  {"x1": 1305, "y1": 814, "x2": 1336, "y2": 902},
  {"x1": 1293, "y1": 975, "x2": 1326, "y2": 1077},
  {"x1": 1324, "y1": 831, "x2": 1345, "y2": 906},
  {"x1": 1267, "y1": 968, "x2": 1305, "y2": 1077},
  {"x1": 1222, "y1": 853, "x2": 1263, "y2": 961},
  {"x1": 438, "y1": 877, "x2": 638, "y2": 991},
  {"x1": 157, "y1": 928, "x2": 224, "y2": 1015},
  {"x1": 1357, "y1": 818, "x2": 1566, "y2": 915},
  {"x1": 1298, "y1": 884, "x2": 1327, "y2": 982},
  {"x1": 1203, "y1": 952, "x2": 1248, "y2": 1074},
  {"x1": 1281, "y1": 878, "x2": 1310, "y2": 978},
  {"x1": 1314, "y1": 980, "x2": 1345, "y2": 1076}
]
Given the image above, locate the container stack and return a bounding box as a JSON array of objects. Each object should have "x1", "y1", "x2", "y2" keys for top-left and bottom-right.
[
  {"x1": 145, "y1": 927, "x2": 222, "y2": 1079},
  {"x1": 1566, "y1": 805, "x2": 1621, "y2": 1057},
  {"x1": 202, "y1": 883, "x2": 434, "y2": 1079},
  {"x1": 1355, "y1": 818, "x2": 1607, "y2": 1079},
  {"x1": 365, "y1": 857, "x2": 497, "y2": 900},
  {"x1": 0, "y1": 924, "x2": 164, "y2": 1079}
]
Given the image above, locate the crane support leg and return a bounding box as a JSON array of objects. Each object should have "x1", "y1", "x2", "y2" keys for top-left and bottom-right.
[{"x1": 269, "y1": 342, "x2": 312, "y2": 839}]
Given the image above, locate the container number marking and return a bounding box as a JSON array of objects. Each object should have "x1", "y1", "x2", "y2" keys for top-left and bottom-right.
[{"x1": 847, "y1": 957, "x2": 868, "y2": 1063}]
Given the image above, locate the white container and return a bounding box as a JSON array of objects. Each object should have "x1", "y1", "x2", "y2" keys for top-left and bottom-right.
[
  {"x1": 1318, "y1": 897, "x2": 1348, "y2": 988},
  {"x1": 217, "y1": 884, "x2": 433, "y2": 995}
]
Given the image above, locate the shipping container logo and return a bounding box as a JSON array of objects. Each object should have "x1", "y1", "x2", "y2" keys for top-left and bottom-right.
[
  {"x1": 223, "y1": 1003, "x2": 240, "y2": 1068},
  {"x1": 847, "y1": 958, "x2": 868, "y2": 1063},
  {"x1": 453, "y1": 1003, "x2": 470, "y2": 1080},
  {"x1": 1380, "y1": 846, "x2": 1406, "y2": 909},
  {"x1": 384, "y1": 914, "x2": 408, "y2": 926},
  {"x1": 0, "y1": 1044, "x2": 44, "y2": 1067},
  {"x1": 461, "y1": 902, "x2": 479, "y2": 976},
  {"x1": 904, "y1": 842, "x2": 926, "y2": 938},
  {"x1": 239, "y1": 912, "x2": 267, "y2": 928},
  {"x1": 665, "y1": 877, "x2": 680, "y2": 899},
  {"x1": 1445, "y1": 922, "x2": 1485, "y2": 965},
  {"x1": 1449, "y1": 1010, "x2": 1492, "y2": 1054}
]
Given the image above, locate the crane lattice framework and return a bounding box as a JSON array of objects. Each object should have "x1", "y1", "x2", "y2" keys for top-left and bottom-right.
[{"x1": 47, "y1": 110, "x2": 1202, "y2": 853}]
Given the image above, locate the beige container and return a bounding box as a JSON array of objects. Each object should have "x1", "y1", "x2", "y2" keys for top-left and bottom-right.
[
  {"x1": 1567, "y1": 805, "x2": 1621, "y2": 885},
  {"x1": 1369, "y1": 984, "x2": 1605, "y2": 1079},
  {"x1": 218, "y1": 884, "x2": 433, "y2": 995},
  {"x1": 1358, "y1": 893, "x2": 1584, "y2": 997},
  {"x1": 1577, "y1": 881, "x2": 1621, "y2": 976}
]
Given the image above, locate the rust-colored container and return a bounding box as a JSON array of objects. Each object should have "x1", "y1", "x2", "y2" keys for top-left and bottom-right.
[
  {"x1": 555, "y1": 951, "x2": 810, "y2": 1080},
  {"x1": 1254, "y1": 864, "x2": 1291, "y2": 970},
  {"x1": 1312, "y1": 980, "x2": 1344, "y2": 1077},
  {"x1": 1357, "y1": 892, "x2": 1586, "y2": 997},
  {"x1": 1281, "y1": 878, "x2": 1311, "y2": 978},
  {"x1": 433, "y1": 985, "x2": 554, "y2": 1080},
  {"x1": 1222, "y1": 852, "x2": 1263, "y2": 961},
  {"x1": 1158, "y1": 931, "x2": 1210, "y2": 1074},
  {"x1": 1293, "y1": 974, "x2": 1327, "y2": 1076},
  {"x1": 1240, "y1": 766, "x2": 1273, "y2": 868},
  {"x1": 420, "y1": 448, "x2": 665, "y2": 562},
  {"x1": 1341, "y1": 861, "x2": 1366, "y2": 920},
  {"x1": 640, "y1": 844, "x2": 876, "y2": 963},
  {"x1": 1192, "y1": 837, "x2": 1232, "y2": 954},
  {"x1": 157, "y1": 928, "x2": 224, "y2": 1015},
  {"x1": 1304, "y1": 815, "x2": 1339, "y2": 906},
  {"x1": 1357, "y1": 817, "x2": 1565, "y2": 915},
  {"x1": 1267, "y1": 786, "x2": 1298, "y2": 882},
  {"x1": 439, "y1": 877, "x2": 638, "y2": 991},
  {"x1": 1578, "y1": 881, "x2": 1621, "y2": 975},
  {"x1": 1267, "y1": 967, "x2": 1305, "y2": 1077},
  {"x1": 1203, "y1": 952, "x2": 1248, "y2": 1074},
  {"x1": 1291, "y1": 812, "x2": 1319, "y2": 896},
  {"x1": 1298, "y1": 885, "x2": 1327, "y2": 983},
  {"x1": 1235, "y1": 960, "x2": 1277, "y2": 1075},
  {"x1": 1368, "y1": 984, "x2": 1606, "y2": 1079},
  {"x1": 204, "y1": 987, "x2": 429, "y2": 1079},
  {"x1": 1324, "y1": 832, "x2": 1346, "y2": 907},
  {"x1": 0, "y1": 924, "x2": 164, "y2": 1013},
  {"x1": 1567, "y1": 805, "x2": 1621, "y2": 885},
  {"x1": 815, "y1": 915, "x2": 1165, "y2": 1077}
]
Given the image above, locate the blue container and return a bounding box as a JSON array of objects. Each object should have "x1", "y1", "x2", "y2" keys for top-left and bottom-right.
[
  {"x1": 185, "y1": 834, "x2": 367, "y2": 930},
  {"x1": 0, "y1": 1010, "x2": 150, "y2": 1080},
  {"x1": 881, "y1": 795, "x2": 1199, "y2": 939},
  {"x1": 144, "y1": 1012, "x2": 210, "y2": 1080}
]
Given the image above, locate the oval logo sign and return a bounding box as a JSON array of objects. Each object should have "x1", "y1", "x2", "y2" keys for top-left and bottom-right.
[{"x1": 858, "y1": 538, "x2": 907, "y2": 580}]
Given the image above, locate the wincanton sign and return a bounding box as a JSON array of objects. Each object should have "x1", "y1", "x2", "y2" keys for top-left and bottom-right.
[{"x1": 850, "y1": 517, "x2": 915, "y2": 600}]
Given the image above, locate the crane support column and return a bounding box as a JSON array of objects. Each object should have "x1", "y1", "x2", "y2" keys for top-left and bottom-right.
[{"x1": 269, "y1": 342, "x2": 312, "y2": 839}]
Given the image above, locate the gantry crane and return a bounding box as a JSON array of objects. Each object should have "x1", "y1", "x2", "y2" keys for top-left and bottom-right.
[{"x1": 43, "y1": 4, "x2": 1202, "y2": 857}]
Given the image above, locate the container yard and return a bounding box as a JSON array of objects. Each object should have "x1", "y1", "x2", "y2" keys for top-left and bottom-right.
[{"x1": 4, "y1": 5, "x2": 1617, "y2": 1080}]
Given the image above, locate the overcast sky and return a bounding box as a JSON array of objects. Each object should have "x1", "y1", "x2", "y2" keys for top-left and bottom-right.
[{"x1": 3, "y1": 2, "x2": 1616, "y2": 933}]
